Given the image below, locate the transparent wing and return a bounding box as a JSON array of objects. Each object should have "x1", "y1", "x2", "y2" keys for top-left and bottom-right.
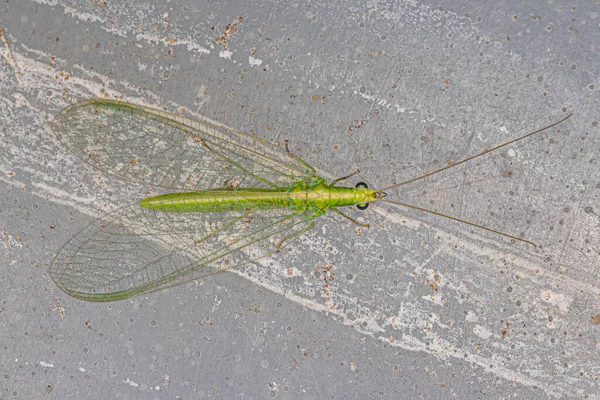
[
  {"x1": 50, "y1": 205, "x2": 320, "y2": 301},
  {"x1": 51, "y1": 99, "x2": 313, "y2": 190}
]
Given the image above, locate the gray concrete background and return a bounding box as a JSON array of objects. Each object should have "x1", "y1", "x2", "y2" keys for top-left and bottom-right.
[{"x1": 1, "y1": 0, "x2": 599, "y2": 399}]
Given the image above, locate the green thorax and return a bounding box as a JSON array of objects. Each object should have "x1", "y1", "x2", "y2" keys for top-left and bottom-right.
[{"x1": 140, "y1": 178, "x2": 378, "y2": 212}]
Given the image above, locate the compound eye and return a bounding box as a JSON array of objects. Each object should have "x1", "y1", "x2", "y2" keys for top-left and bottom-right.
[{"x1": 355, "y1": 182, "x2": 369, "y2": 210}]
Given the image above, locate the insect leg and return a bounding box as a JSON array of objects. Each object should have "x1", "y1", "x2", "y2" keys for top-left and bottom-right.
[
  {"x1": 329, "y1": 169, "x2": 360, "y2": 187},
  {"x1": 274, "y1": 221, "x2": 315, "y2": 252},
  {"x1": 274, "y1": 211, "x2": 322, "y2": 252},
  {"x1": 330, "y1": 207, "x2": 370, "y2": 228},
  {"x1": 284, "y1": 140, "x2": 316, "y2": 174}
]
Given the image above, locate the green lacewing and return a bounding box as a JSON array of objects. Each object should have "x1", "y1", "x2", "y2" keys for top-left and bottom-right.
[{"x1": 49, "y1": 99, "x2": 571, "y2": 301}]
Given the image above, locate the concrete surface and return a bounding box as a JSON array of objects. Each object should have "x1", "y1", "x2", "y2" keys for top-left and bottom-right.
[{"x1": 1, "y1": 0, "x2": 599, "y2": 398}]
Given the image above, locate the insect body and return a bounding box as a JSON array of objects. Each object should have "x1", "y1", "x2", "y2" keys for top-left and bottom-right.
[
  {"x1": 140, "y1": 178, "x2": 381, "y2": 213},
  {"x1": 49, "y1": 99, "x2": 571, "y2": 302}
]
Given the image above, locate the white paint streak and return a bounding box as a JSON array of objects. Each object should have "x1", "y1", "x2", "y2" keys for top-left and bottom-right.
[
  {"x1": 63, "y1": 6, "x2": 104, "y2": 24},
  {"x1": 540, "y1": 290, "x2": 573, "y2": 314},
  {"x1": 33, "y1": 1, "x2": 211, "y2": 52},
  {"x1": 0, "y1": 28, "x2": 22, "y2": 83},
  {"x1": 378, "y1": 333, "x2": 565, "y2": 397},
  {"x1": 233, "y1": 259, "x2": 385, "y2": 335},
  {"x1": 464, "y1": 311, "x2": 479, "y2": 322},
  {"x1": 32, "y1": 182, "x2": 100, "y2": 207},
  {"x1": 248, "y1": 56, "x2": 263, "y2": 67},
  {"x1": 219, "y1": 49, "x2": 233, "y2": 59},
  {"x1": 39, "y1": 361, "x2": 55, "y2": 368},
  {"x1": 354, "y1": 91, "x2": 408, "y2": 114},
  {"x1": 372, "y1": 205, "x2": 599, "y2": 296},
  {"x1": 0, "y1": 175, "x2": 27, "y2": 191},
  {"x1": 473, "y1": 324, "x2": 492, "y2": 339},
  {"x1": 136, "y1": 33, "x2": 210, "y2": 55},
  {"x1": 422, "y1": 293, "x2": 444, "y2": 306},
  {"x1": 123, "y1": 378, "x2": 139, "y2": 388}
]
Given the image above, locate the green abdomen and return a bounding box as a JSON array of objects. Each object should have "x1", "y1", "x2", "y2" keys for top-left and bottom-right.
[{"x1": 140, "y1": 188, "x2": 292, "y2": 212}]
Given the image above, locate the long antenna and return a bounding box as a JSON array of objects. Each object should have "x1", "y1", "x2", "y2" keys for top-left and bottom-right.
[
  {"x1": 380, "y1": 199, "x2": 536, "y2": 246},
  {"x1": 376, "y1": 113, "x2": 573, "y2": 246},
  {"x1": 380, "y1": 113, "x2": 572, "y2": 192}
]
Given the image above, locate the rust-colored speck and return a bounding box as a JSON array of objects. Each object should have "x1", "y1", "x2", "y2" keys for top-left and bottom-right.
[
  {"x1": 226, "y1": 177, "x2": 240, "y2": 188},
  {"x1": 591, "y1": 314, "x2": 600, "y2": 325},
  {"x1": 501, "y1": 322, "x2": 509, "y2": 338},
  {"x1": 51, "y1": 297, "x2": 65, "y2": 319},
  {"x1": 317, "y1": 264, "x2": 335, "y2": 295},
  {"x1": 243, "y1": 210, "x2": 254, "y2": 224},
  {"x1": 215, "y1": 16, "x2": 243, "y2": 49},
  {"x1": 348, "y1": 109, "x2": 380, "y2": 132},
  {"x1": 366, "y1": 50, "x2": 389, "y2": 57}
]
